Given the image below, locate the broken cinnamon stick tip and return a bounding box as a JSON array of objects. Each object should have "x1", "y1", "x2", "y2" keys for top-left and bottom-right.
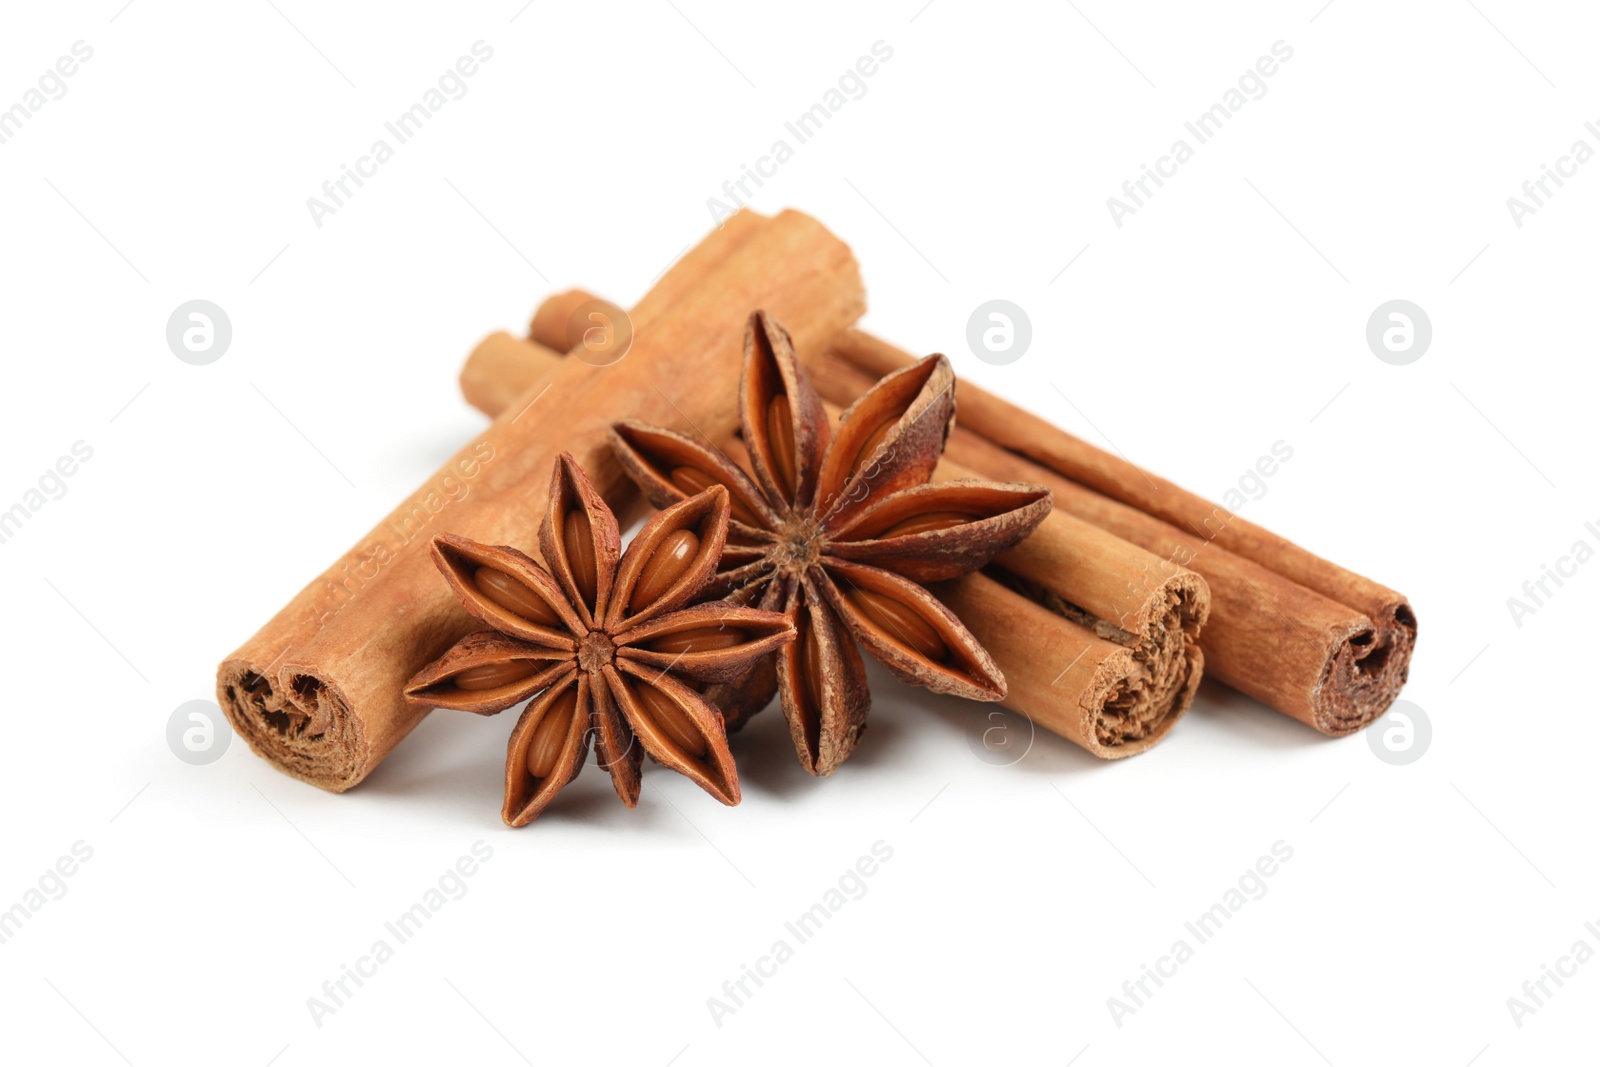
[
  {"x1": 1312, "y1": 598, "x2": 1417, "y2": 737},
  {"x1": 460, "y1": 331, "x2": 564, "y2": 418},
  {"x1": 529, "y1": 289, "x2": 603, "y2": 350},
  {"x1": 217, "y1": 661, "x2": 368, "y2": 793}
]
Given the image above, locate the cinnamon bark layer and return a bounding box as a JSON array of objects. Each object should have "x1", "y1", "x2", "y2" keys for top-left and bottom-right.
[
  {"x1": 813, "y1": 340, "x2": 1415, "y2": 736},
  {"x1": 217, "y1": 210, "x2": 865, "y2": 791},
  {"x1": 458, "y1": 299, "x2": 1213, "y2": 759},
  {"x1": 459, "y1": 332, "x2": 564, "y2": 417},
  {"x1": 865, "y1": 429, "x2": 1211, "y2": 755},
  {"x1": 937, "y1": 573, "x2": 1204, "y2": 757},
  {"x1": 456, "y1": 303, "x2": 1411, "y2": 737}
]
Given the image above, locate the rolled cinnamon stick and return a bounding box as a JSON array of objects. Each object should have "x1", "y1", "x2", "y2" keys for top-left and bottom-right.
[
  {"x1": 936, "y1": 573, "x2": 1203, "y2": 757},
  {"x1": 697, "y1": 414, "x2": 1209, "y2": 758},
  {"x1": 217, "y1": 209, "x2": 865, "y2": 792},
  {"x1": 460, "y1": 300, "x2": 1412, "y2": 736},
  {"x1": 809, "y1": 343, "x2": 1415, "y2": 735},
  {"x1": 529, "y1": 289, "x2": 600, "y2": 351},
  {"x1": 459, "y1": 211, "x2": 768, "y2": 414},
  {"x1": 849, "y1": 422, "x2": 1211, "y2": 754},
  {"x1": 459, "y1": 332, "x2": 565, "y2": 417},
  {"x1": 458, "y1": 302, "x2": 1214, "y2": 758}
]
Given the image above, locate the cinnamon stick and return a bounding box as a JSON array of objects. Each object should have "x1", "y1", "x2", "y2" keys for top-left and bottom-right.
[
  {"x1": 462, "y1": 301, "x2": 1412, "y2": 737},
  {"x1": 458, "y1": 294, "x2": 1213, "y2": 758},
  {"x1": 217, "y1": 210, "x2": 865, "y2": 792},
  {"x1": 459, "y1": 332, "x2": 564, "y2": 417},
  {"x1": 459, "y1": 210, "x2": 770, "y2": 415},
  {"x1": 658, "y1": 411, "x2": 1207, "y2": 758},
  {"x1": 858, "y1": 422, "x2": 1210, "y2": 754},
  {"x1": 813, "y1": 341, "x2": 1415, "y2": 735}
]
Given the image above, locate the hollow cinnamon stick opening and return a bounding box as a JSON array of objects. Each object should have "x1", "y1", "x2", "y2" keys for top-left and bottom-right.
[
  {"x1": 821, "y1": 411, "x2": 1212, "y2": 755},
  {"x1": 936, "y1": 574, "x2": 1204, "y2": 757},
  {"x1": 217, "y1": 210, "x2": 865, "y2": 792}
]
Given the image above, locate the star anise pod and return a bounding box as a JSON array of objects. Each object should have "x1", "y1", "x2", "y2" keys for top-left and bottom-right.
[
  {"x1": 610, "y1": 311, "x2": 1052, "y2": 776},
  {"x1": 403, "y1": 452, "x2": 795, "y2": 826}
]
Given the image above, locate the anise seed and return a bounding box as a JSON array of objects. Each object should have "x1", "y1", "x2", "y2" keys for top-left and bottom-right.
[
  {"x1": 876, "y1": 510, "x2": 978, "y2": 539},
  {"x1": 454, "y1": 660, "x2": 541, "y2": 692},
  {"x1": 846, "y1": 587, "x2": 948, "y2": 662},
  {"x1": 848, "y1": 416, "x2": 898, "y2": 478},
  {"x1": 670, "y1": 466, "x2": 760, "y2": 526},
  {"x1": 635, "y1": 683, "x2": 707, "y2": 757},
  {"x1": 646, "y1": 626, "x2": 747, "y2": 655},
  {"x1": 766, "y1": 394, "x2": 797, "y2": 497},
  {"x1": 564, "y1": 509, "x2": 598, "y2": 606},
  {"x1": 629, "y1": 529, "x2": 700, "y2": 612},
  {"x1": 474, "y1": 566, "x2": 562, "y2": 625},
  {"x1": 526, "y1": 687, "x2": 579, "y2": 778},
  {"x1": 800, "y1": 616, "x2": 825, "y2": 709}
]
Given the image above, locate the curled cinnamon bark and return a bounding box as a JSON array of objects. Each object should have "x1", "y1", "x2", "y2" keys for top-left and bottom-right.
[
  {"x1": 815, "y1": 338, "x2": 1415, "y2": 736},
  {"x1": 217, "y1": 210, "x2": 865, "y2": 792},
  {"x1": 463, "y1": 292, "x2": 1411, "y2": 740},
  {"x1": 470, "y1": 294, "x2": 1212, "y2": 760}
]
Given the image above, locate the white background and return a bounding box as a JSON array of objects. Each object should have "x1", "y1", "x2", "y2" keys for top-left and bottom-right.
[{"x1": 1, "y1": 2, "x2": 1594, "y2": 1064}]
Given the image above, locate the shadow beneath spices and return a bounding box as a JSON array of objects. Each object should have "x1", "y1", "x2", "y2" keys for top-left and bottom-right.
[
  {"x1": 914, "y1": 689, "x2": 1118, "y2": 778},
  {"x1": 1190, "y1": 677, "x2": 1333, "y2": 751},
  {"x1": 356, "y1": 705, "x2": 514, "y2": 821},
  {"x1": 357, "y1": 699, "x2": 727, "y2": 831}
]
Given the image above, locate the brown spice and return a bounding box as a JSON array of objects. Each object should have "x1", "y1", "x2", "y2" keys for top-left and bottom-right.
[
  {"x1": 610, "y1": 312, "x2": 1053, "y2": 775},
  {"x1": 403, "y1": 453, "x2": 795, "y2": 826}
]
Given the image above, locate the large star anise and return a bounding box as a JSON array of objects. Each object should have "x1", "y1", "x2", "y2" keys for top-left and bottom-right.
[
  {"x1": 404, "y1": 452, "x2": 795, "y2": 826},
  {"x1": 610, "y1": 312, "x2": 1052, "y2": 775}
]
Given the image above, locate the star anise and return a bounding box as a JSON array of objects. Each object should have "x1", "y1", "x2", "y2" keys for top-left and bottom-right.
[
  {"x1": 403, "y1": 452, "x2": 795, "y2": 826},
  {"x1": 610, "y1": 311, "x2": 1052, "y2": 776}
]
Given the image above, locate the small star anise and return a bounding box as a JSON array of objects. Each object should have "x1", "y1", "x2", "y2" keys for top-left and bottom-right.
[
  {"x1": 610, "y1": 311, "x2": 1052, "y2": 775},
  {"x1": 404, "y1": 452, "x2": 795, "y2": 826}
]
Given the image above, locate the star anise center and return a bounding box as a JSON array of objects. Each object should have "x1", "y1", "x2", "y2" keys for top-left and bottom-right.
[
  {"x1": 769, "y1": 515, "x2": 828, "y2": 576},
  {"x1": 577, "y1": 630, "x2": 616, "y2": 672}
]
